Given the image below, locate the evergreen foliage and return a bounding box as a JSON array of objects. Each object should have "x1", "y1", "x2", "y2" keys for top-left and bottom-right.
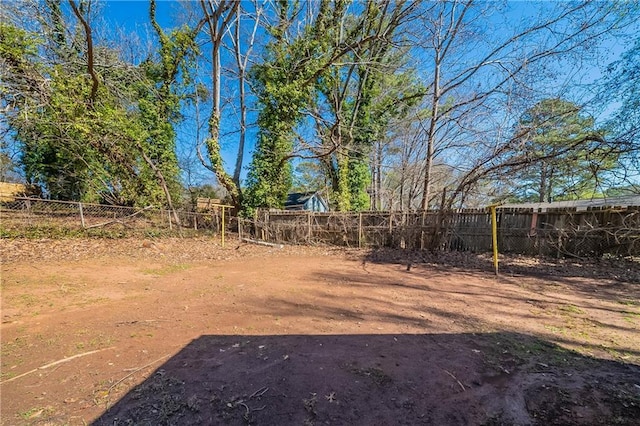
[{"x1": 509, "y1": 98, "x2": 614, "y2": 202}]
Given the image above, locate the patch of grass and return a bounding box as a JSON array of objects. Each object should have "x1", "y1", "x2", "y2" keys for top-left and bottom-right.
[
  {"x1": 31, "y1": 333, "x2": 60, "y2": 348},
  {"x1": 0, "y1": 224, "x2": 130, "y2": 239},
  {"x1": 1, "y1": 337, "x2": 27, "y2": 358},
  {"x1": 600, "y1": 345, "x2": 631, "y2": 361},
  {"x1": 129, "y1": 331, "x2": 154, "y2": 339},
  {"x1": 484, "y1": 333, "x2": 589, "y2": 370},
  {"x1": 0, "y1": 225, "x2": 80, "y2": 239},
  {"x1": 18, "y1": 406, "x2": 54, "y2": 421},
  {"x1": 1, "y1": 369, "x2": 20, "y2": 383},
  {"x1": 558, "y1": 304, "x2": 585, "y2": 315},
  {"x1": 73, "y1": 337, "x2": 111, "y2": 352},
  {"x1": 0, "y1": 224, "x2": 210, "y2": 239},
  {"x1": 622, "y1": 311, "x2": 640, "y2": 324},
  {"x1": 143, "y1": 229, "x2": 173, "y2": 238},
  {"x1": 544, "y1": 325, "x2": 566, "y2": 335},
  {"x1": 88, "y1": 333, "x2": 114, "y2": 347},
  {"x1": 17, "y1": 293, "x2": 38, "y2": 307}
]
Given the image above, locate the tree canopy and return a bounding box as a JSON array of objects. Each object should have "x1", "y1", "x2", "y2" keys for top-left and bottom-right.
[
  {"x1": 1, "y1": 0, "x2": 638, "y2": 213},
  {"x1": 508, "y1": 98, "x2": 611, "y2": 203}
]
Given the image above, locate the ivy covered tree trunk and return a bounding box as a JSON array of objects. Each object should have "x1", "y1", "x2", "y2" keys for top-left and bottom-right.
[
  {"x1": 244, "y1": 132, "x2": 294, "y2": 211},
  {"x1": 243, "y1": 2, "x2": 318, "y2": 214},
  {"x1": 347, "y1": 157, "x2": 372, "y2": 211},
  {"x1": 334, "y1": 153, "x2": 351, "y2": 211},
  {"x1": 200, "y1": 0, "x2": 240, "y2": 207},
  {"x1": 244, "y1": 67, "x2": 306, "y2": 211},
  {"x1": 332, "y1": 153, "x2": 372, "y2": 212}
]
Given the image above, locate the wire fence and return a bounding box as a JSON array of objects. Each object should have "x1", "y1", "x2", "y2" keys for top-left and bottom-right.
[
  {"x1": 3, "y1": 197, "x2": 639, "y2": 258},
  {"x1": 0, "y1": 197, "x2": 229, "y2": 236},
  {"x1": 239, "y1": 207, "x2": 640, "y2": 257}
]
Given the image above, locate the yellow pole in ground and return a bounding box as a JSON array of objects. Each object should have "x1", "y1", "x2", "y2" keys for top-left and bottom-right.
[
  {"x1": 490, "y1": 204, "x2": 499, "y2": 275},
  {"x1": 215, "y1": 204, "x2": 234, "y2": 248}
]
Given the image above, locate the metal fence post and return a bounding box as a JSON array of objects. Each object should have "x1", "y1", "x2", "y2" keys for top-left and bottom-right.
[
  {"x1": 358, "y1": 212, "x2": 363, "y2": 248},
  {"x1": 79, "y1": 202, "x2": 85, "y2": 228},
  {"x1": 420, "y1": 210, "x2": 426, "y2": 250},
  {"x1": 490, "y1": 204, "x2": 499, "y2": 275}
]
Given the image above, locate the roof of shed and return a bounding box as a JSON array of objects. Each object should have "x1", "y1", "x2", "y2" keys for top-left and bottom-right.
[
  {"x1": 499, "y1": 195, "x2": 640, "y2": 211},
  {"x1": 284, "y1": 192, "x2": 317, "y2": 209}
]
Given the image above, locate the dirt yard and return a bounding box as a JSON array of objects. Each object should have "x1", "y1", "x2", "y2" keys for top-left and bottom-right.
[{"x1": 1, "y1": 238, "x2": 639, "y2": 425}]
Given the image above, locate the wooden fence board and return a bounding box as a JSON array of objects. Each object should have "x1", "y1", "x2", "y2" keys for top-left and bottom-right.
[{"x1": 246, "y1": 207, "x2": 640, "y2": 257}]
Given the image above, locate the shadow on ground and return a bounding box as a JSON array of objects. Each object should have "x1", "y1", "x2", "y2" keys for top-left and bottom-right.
[
  {"x1": 94, "y1": 332, "x2": 640, "y2": 426},
  {"x1": 362, "y1": 248, "x2": 640, "y2": 285}
]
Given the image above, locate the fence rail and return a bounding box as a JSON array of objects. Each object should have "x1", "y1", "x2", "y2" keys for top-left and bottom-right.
[
  {"x1": 241, "y1": 207, "x2": 640, "y2": 257},
  {"x1": 0, "y1": 197, "x2": 227, "y2": 234},
  {"x1": 3, "y1": 197, "x2": 639, "y2": 257}
]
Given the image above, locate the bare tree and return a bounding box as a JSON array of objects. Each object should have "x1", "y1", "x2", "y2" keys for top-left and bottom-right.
[
  {"x1": 199, "y1": 0, "x2": 240, "y2": 205},
  {"x1": 230, "y1": 1, "x2": 262, "y2": 190},
  {"x1": 414, "y1": 0, "x2": 633, "y2": 209}
]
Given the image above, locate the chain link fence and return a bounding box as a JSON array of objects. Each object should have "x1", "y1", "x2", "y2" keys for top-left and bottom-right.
[{"x1": 0, "y1": 197, "x2": 228, "y2": 236}]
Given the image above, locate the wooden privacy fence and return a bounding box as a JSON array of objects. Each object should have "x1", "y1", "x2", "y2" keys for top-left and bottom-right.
[{"x1": 242, "y1": 206, "x2": 640, "y2": 257}]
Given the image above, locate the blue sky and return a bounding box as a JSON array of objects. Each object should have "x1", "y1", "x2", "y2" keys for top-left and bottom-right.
[
  {"x1": 99, "y1": 0, "x2": 254, "y2": 187},
  {"x1": 92, "y1": 1, "x2": 637, "y2": 189},
  {"x1": 102, "y1": 0, "x2": 174, "y2": 29}
]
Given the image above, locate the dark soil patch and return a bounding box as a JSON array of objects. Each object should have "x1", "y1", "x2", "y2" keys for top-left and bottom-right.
[{"x1": 95, "y1": 333, "x2": 640, "y2": 426}]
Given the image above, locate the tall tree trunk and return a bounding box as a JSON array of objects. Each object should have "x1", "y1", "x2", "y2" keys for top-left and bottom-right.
[
  {"x1": 547, "y1": 168, "x2": 555, "y2": 203},
  {"x1": 68, "y1": 0, "x2": 98, "y2": 103},
  {"x1": 232, "y1": 2, "x2": 259, "y2": 193},
  {"x1": 370, "y1": 147, "x2": 377, "y2": 210},
  {"x1": 201, "y1": 0, "x2": 240, "y2": 207},
  {"x1": 136, "y1": 141, "x2": 181, "y2": 227},
  {"x1": 233, "y1": 50, "x2": 247, "y2": 190},
  {"x1": 421, "y1": 53, "x2": 440, "y2": 210},
  {"x1": 539, "y1": 162, "x2": 547, "y2": 202},
  {"x1": 335, "y1": 151, "x2": 351, "y2": 211}
]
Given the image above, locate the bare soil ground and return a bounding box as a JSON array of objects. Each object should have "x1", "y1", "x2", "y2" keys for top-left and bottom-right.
[{"x1": 1, "y1": 237, "x2": 639, "y2": 425}]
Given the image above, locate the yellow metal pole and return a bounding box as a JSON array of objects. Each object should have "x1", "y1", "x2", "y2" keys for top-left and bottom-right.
[
  {"x1": 490, "y1": 205, "x2": 499, "y2": 275},
  {"x1": 221, "y1": 206, "x2": 225, "y2": 248},
  {"x1": 212, "y1": 204, "x2": 233, "y2": 248}
]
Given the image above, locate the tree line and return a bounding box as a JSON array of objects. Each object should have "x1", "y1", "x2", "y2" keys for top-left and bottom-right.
[{"x1": 1, "y1": 0, "x2": 638, "y2": 216}]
